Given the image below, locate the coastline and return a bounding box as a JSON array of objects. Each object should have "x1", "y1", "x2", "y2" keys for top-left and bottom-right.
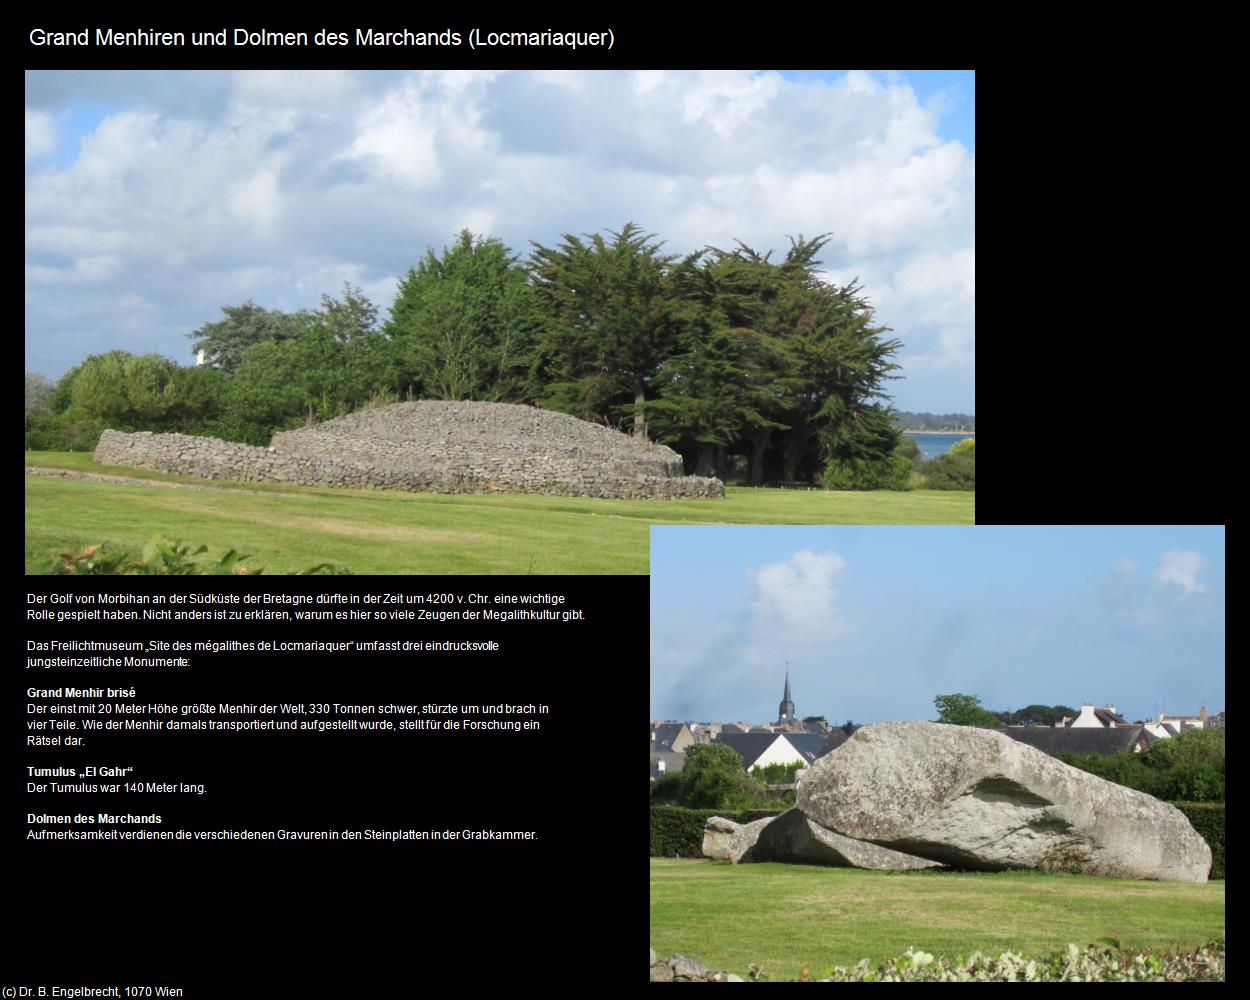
[{"x1": 901, "y1": 430, "x2": 975, "y2": 436}]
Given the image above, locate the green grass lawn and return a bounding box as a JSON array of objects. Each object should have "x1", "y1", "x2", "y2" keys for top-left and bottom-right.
[
  {"x1": 24, "y1": 452, "x2": 974, "y2": 574},
  {"x1": 650, "y1": 859, "x2": 1225, "y2": 981}
]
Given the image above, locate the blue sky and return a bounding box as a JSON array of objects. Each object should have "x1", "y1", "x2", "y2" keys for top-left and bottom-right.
[
  {"x1": 650, "y1": 526, "x2": 1224, "y2": 726},
  {"x1": 25, "y1": 69, "x2": 973, "y2": 413}
]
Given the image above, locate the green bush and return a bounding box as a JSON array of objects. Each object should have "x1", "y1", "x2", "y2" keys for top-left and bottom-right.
[
  {"x1": 823, "y1": 453, "x2": 912, "y2": 491},
  {"x1": 750, "y1": 761, "x2": 807, "y2": 784},
  {"x1": 1143, "y1": 727, "x2": 1224, "y2": 770},
  {"x1": 31, "y1": 541, "x2": 352, "y2": 576},
  {"x1": 1063, "y1": 729, "x2": 1224, "y2": 802},
  {"x1": 895, "y1": 434, "x2": 924, "y2": 468},
  {"x1": 923, "y1": 441, "x2": 975, "y2": 490},
  {"x1": 1162, "y1": 764, "x2": 1224, "y2": 803},
  {"x1": 652, "y1": 744, "x2": 769, "y2": 810},
  {"x1": 1171, "y1": 803, "x2": 1224, "y2": 879},
  {"x1": 1061, "y1": 752, "x2": 1165, "y2": 797},
  {"x1": 649, "y1": 806, "x2": 788, "y2": 857}
]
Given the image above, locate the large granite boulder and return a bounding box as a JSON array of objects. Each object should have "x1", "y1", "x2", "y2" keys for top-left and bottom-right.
[
  {"x1": 742, "y1": 807, "x2": 941, "y2": 870},
  {"x1": 796, "y1": 722, "x2": 1211, "y2": 882},
  {"x1": 701, "y1": 815, "x2": 774, "y2": 862}
]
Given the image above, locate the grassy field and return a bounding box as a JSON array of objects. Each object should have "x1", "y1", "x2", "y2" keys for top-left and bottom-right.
[
  {"x1": 24, "y1": 452, "x2": 974, "y2": 574},
  {"x1": 650, "y1": 859, "x2": 1225, "y2": 980}
]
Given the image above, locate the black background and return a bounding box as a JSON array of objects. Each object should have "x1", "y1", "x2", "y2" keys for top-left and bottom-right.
[{"x1": 14, "y1": 576, "x2": 640, "y2": 994}]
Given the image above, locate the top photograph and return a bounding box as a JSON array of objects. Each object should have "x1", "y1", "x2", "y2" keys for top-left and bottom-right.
[{"x1": 25, "y1": 69, "x2": 975, "y2": 574}]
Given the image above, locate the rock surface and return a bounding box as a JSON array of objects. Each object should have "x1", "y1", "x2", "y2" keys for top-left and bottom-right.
[
  {"x1": 93, "y1": 401, "x2": 725, "y2": 499},
  {"x1": 796, "y1": 721, "x2": 1211, "y2": 883},
  {"x1": 742, "y1": 807, "x2": 941, "y2": 870},
  {"x1": 701, "y1": 816, "x2": 774, "y2": 863},
  {"x1": 650, "y1": 949, "x2": 743, "y2": 982}
]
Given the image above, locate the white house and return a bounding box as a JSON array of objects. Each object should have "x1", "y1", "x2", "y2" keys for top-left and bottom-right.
[
  {"x1": 1143, "y1": 706, "x2": 1211, "y2": 740},
  {"x1": 1068, "y1": 703, "x2": 1130, "y2": 728}
]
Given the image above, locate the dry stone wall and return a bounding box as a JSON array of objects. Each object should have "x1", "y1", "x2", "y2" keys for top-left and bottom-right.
[{"x1": 92, "y1": 401, "x2": 725, "y2": 499}]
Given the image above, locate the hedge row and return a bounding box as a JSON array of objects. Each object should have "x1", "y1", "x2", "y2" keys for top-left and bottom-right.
[
  {"x1": 1171, "y1": 802, "x2": 1224, "y2": 879},
  {"x1": 649, "y1": 806, "x2": 787, "y2": 857},
  {"x1": 650, "y1": 804, "x2": 1225, "y2": 879}
]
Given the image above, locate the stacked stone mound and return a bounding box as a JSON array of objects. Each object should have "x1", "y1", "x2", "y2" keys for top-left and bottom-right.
[{"x1": 92, "y1": 401, "x2": 724, "y2": 499}]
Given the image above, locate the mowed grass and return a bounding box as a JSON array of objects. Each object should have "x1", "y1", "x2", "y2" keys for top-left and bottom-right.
[
  {"x1": 24, "y1": 453, "x2": 974, "y2": 574},
  {"x1": 650, "y1": 859, "x2": 1225, "y2": 980}
]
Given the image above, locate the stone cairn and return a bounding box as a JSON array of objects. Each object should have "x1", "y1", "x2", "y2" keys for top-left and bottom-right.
[{"x1": 92, "y1": 400, "x2": 725, "y2": 500}]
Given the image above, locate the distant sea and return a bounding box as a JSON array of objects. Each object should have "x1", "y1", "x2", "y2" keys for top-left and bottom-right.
[{"x1": 904, "y1": 432, "x2": 975, "y2": 460}]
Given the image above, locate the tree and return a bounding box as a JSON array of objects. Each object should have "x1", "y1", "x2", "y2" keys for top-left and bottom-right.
[
  {"x1": 761, "y1": 239, "x2": 901, "y2": 483},
  {"x1": 1007, "y1": 704, "x2": 1078, "y2": 727},
  {"x1": 187, "y1": 300, "x2": 309, "y2": 374},
  {"x1": 386, "y1": 231, "x2": 540, "y2": 402},
  {"x1": 25, "y1": 372, "x2": 56, "y2": 416},
  {"x1": 678, "y1": 743, "x2": 761, "y2": 809},
  {"x1": 224, "y1": 330, "x2": 394, "y2": 444},
  {"x1": 55, "y1": 351, "x2": 199, "y2": 430},
  {"x1": 822, "y1": 406, "x2": 911, "y2": 489},
  {"x1": 933, "y1": 693, "x2": 1002, "y2": 728},
  {"x1": 530, "y1": 222, "x2": 699, "y2": 437},
  {"x1": 317, "y1": 282, "x2": 379, "y2": 344},
  {"x1": 684, "y1": 235, "x2": 902, "y2": 484}
]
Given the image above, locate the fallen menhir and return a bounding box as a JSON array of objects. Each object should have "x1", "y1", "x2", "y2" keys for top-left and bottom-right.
[{"x1": 704, "y1": 722, "x2": 1211, "y2": 883}]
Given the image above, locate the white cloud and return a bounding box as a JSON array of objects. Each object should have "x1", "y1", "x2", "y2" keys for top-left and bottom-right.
[
  {"x1": 1154, "y1": 550, "x2": 1206, "y2": 596},
  {"x1": 1112, "y1": 557, "x2": 1138, "y2": 576},
  {"x1": 25, "y1": 109, "x2": 57, "y2": 160},
  {"x1": 24, "y1": 70, "x2": 974, "y2": 410},
  {"x1": 751, "y1": 549, "x2": 848, "y2": 633}
]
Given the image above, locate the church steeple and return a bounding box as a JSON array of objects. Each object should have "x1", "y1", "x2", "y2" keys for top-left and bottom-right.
[{"x1": 778, "y1": 668, "x2": 796, "y2": 723}]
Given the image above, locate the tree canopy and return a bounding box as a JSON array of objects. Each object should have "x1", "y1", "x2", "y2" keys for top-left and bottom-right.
[
  {"x1": 187, "y1": 299, "x2": 309, "y2": 374},
  {"x1": 531, "y1": 222, "x2": 697, "y2": 438},
  {"x1": 386, "y1": 230, "x2": 540, "y2": 403},
  {"x1": 933, "y1": 693, "x2": 1002, "y2": 728},
  {"x1": 31, "y1": 224, "x2": 914, "y2": 491}
]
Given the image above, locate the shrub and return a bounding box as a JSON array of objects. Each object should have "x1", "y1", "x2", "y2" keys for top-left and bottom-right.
[
  {"x1": 1171, "y1": 803, "x2": 1224, "y2": 879},
  {"x1": 31, "y1": 541, "x2": 352, "y2": 576},
  {"x1": 923, "y1": 441, "x2": 975, "y2": 490},
  {"x1": 1161, "y1": 764, "x2": 1224, "y2": 803},
  {"x1": 750, "y1": 761, "x2": 807, "y2": 785},
  {"x1": 895, "y1": 434, "x2": 924, "y2": 468},
  {"x1": 1143, "y1": 727, "x2": 1224, "y2": 771},
  {"x1": 805, "y1": 940, "x2": 1224, "y2": 982},
  {"x1": 677, "y1": 744, "x2": 766, "y2": 809},
  {"x1": 649, "y1": 806, "x2": 788, "y2": 857},
  {"x1": 1063, "y1": 729, "x2": 1224, "y2": 803},
  {"x1": 1061, "y1": 752, "x2": 1166, "y2": 797},
  {"x1": 823, "y1": 453, "x2": 912, "y2": 491}
]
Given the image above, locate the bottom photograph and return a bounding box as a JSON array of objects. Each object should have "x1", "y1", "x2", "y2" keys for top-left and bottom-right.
[{"x1": 648, "y1": 524, "x2": 1224, "y2": 982}]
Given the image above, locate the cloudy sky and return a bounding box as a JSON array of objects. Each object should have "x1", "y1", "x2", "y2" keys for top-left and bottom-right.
[
  {"x1": 650, "y1": 525, "x2": 1224, "y2": 726},
  {"x1": 24, "y1": 69, "x2": 974, "y2": 413}
]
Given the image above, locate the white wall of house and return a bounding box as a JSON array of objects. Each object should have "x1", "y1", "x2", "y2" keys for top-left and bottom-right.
[
  {"x1": 746, "y1": 736, "x2": 807, "y2": 771},
  {"x1": 1069, "y1": 703, "x2": 1103, "y2": 728},
  {"x1": 1144, "y1": 713, "x2": 1206, "y2": 739}
]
